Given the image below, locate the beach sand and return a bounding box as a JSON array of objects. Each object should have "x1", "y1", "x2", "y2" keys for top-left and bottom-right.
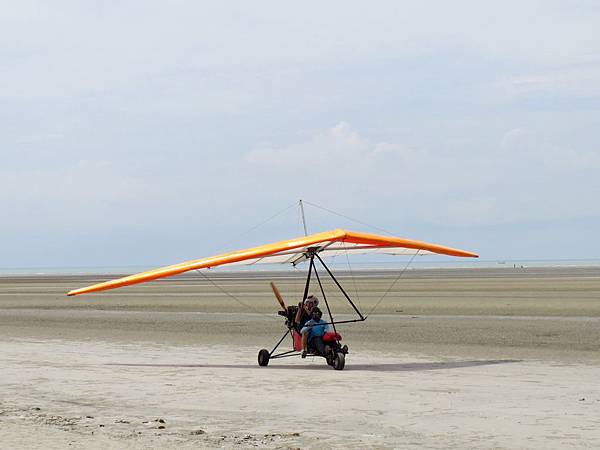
[{"x1": 1, "y1": 267, "x2": 599, "y2": 448}]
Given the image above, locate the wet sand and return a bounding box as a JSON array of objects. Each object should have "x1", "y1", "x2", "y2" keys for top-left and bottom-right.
[{"x1": 1, "y1": 267, "x2": 599, "y2": 448}]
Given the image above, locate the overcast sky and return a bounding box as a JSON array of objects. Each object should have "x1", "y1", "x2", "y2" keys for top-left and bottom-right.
[{"x1": 2, "y1": 1, "x2": 600, "y2": 268}]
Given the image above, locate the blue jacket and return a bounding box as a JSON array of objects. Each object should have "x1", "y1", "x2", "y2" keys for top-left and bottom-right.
[{"x1": 300, "y1": 319, "x2": 330, "y2": 337}]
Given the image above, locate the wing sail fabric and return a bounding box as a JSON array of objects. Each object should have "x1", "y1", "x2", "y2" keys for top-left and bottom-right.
[{"x1": 67, "y1": 229, "x2": 478, "y2": 296}]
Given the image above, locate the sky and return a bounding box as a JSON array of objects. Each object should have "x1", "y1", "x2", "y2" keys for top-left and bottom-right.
[{"x1": 1, "y1": 1, "x2": 600, "y2": 268}]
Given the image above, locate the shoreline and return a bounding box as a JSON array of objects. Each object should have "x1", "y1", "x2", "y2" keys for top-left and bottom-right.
[
  {"x1": 1, "y1": 264, "x2": 599, "y2": 280},
  {"x1": 1, "y1": 260, "x2": 600, "y2": 277}
]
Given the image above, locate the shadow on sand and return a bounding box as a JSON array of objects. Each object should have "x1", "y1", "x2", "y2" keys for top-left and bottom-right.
[{"x1": 107, "y1": 359, "x2": 520, "y2": 372}]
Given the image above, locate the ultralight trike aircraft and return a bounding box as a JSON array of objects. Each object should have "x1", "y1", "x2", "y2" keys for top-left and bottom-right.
[{"x1": 68, "y1": 227, "x2": 478, "y2": 370}]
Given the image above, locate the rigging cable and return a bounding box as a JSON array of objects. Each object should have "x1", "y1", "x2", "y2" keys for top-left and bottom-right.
[
  {"x1": 303, "y1": 200, "x2": 394, "y2": 236},
  {"x1": 190, "y1": 202, "x2": 297, "y2": 319},
  {"x1": 304, "y1": 199, "x2": 419, "y2": 317},
  {"x1": 365, "y1": 250, "x2": 419, "y2": 318},
  {"x1": 217, "y1": 201, "x2": 298, "y2": 252},
  {"x1": 343, "y1": 239, "x2": 361, "y2": 311},
  {"x1": 195, "y1": 269, "x2": 279, "y2": 320}
]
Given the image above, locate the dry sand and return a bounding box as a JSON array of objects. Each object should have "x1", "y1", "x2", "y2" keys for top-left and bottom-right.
[{"x1": 1, "y1": 267, "x2": 599, "y2": 448}]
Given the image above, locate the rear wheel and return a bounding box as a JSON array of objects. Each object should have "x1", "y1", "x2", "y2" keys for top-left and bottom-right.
[
  {"x1": 332, "y1": 352, "x2": 345, "y2": 370},
  {"x1": 258, "y1": 349, "x2": 270, "y2": 366},
  {"x1": 325, "y1": 346, "x2": 334, "y2": 366}
]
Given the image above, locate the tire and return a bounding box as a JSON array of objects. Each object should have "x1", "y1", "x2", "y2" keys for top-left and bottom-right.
[
  {"x1": 325, "y1": 346, "x2": 334, "y2": 366},
  {"x1": 332, "y1": 352, "x2": 345, "y2": 370},
  {"x1": 258, "y1": 349, "x2": 270, "y2": 367}
]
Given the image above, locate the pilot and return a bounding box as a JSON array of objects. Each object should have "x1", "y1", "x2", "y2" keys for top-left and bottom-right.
[
  {"x1": 300, "y1": 307, "x2": 330, "y2": 358},
  {"x1": 294, "y1": 294, "x2": 319, "y2": 332}
]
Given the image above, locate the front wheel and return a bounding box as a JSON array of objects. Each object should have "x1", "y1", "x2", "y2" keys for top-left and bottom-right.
[
  {"x1": 258, "y1": 349, "x2": 270, "y2": 366},
  {"x1": 332, "y1": 352, "x2": 345, "y2": 370}
]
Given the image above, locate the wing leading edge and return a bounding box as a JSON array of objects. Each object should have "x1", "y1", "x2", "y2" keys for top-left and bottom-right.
[{"x1": 67, "y1": 229, "x2": 478, "y2": 296}]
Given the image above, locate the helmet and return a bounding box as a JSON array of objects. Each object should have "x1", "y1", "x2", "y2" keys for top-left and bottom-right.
[{"x1": 304, "y1": 295, "x2": 319, "y2": 306}]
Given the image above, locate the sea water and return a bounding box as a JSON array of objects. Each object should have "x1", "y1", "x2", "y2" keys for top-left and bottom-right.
[{"x1": 1, "y1": 259, "x2": 600, "y2": 276}]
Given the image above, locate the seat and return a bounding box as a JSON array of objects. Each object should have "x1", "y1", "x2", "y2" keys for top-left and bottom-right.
[{"x1": 292, "y1": 330, "x2": 303, "y2": 351}]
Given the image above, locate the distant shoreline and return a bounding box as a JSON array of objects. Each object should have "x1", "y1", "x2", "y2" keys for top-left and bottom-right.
[
  {"x1": 2, "y1": 258, "x2": 600, "y2": 277},
  {"x1": 1, "y1": 264, "x2": 599, "y2": 280}
]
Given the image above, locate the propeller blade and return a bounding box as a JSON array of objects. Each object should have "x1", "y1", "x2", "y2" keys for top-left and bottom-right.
[{"x1": 270, "y1": 282, "x2": 286, "y2": 311}]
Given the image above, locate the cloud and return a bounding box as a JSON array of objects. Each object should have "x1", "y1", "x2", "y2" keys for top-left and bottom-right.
[
  {"x1": 247, "y1": 122, "x2": 409, "y2": 170},
  {"x1": 243, "y1": 122, "x2": 418, "y2": 205},
  {"x1": 0, "y1": 160, "x2": 155, "y2": 232},
  {"x1": 240, "y1": 122, "x2": 600, "y2": 226},
  {"x1": 2, "y1": 118, "x2": 598, "y2": 238},
  {"x1": 3, "y1": 1, "x2": 600, "y2": 102},
  {"x1": 2, "y1": 2, "x2": 600, "y2": 263},
  {"x1": 500, "y1": 63, "x2": 600, "y2": 104}
]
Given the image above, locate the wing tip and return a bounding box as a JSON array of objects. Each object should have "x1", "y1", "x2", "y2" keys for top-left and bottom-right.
[{"x1": 452, "y1": 250, "x2": 479, "y2": 258}]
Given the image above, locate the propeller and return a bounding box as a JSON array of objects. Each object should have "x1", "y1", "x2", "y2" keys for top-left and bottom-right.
[{"x1": 270, "y1": 282, "x2": 287, "y2": 312}]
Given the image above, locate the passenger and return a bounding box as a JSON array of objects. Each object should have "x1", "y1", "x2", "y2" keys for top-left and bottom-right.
[
  {"x1": 294, "y1": 294, "x2": 319, "y2": 332},
  {"x1": 300, "y1": 307, "x2": 330, "y2": 358}
]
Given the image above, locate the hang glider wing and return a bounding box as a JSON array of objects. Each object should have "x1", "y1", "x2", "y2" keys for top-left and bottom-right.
[{"x1": 67, "y1": 229, "x2": 478, "y2": 296}]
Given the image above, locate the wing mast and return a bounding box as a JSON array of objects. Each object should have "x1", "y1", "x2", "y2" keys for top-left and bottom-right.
[{"x1": 299, "y1": 199, "x2": 308, "y2": 236}]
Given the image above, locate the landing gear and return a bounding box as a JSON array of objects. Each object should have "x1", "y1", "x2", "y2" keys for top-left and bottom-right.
[
  {"x1": 258, "y1": 349, "x2": 270, "y2": 366},
  {"x1": 259, "y1": 250, "x2": 365, "y2": 370},
  {"x1": 324, "y1": 345, "x2": 346, "y2": 370},
  {"x1": 332, "y1": 352, "x2": 345, "y2": 370}
]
